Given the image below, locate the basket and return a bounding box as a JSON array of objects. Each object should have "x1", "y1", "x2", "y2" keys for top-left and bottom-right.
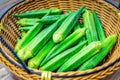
[{"x1": 0, "y1": 0, "x2": 120, "y2": 79}]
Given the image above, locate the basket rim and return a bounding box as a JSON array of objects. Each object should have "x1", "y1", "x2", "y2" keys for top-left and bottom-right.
[{"x1": 0, "y1": 0, "x2": 120, "y2": 78}]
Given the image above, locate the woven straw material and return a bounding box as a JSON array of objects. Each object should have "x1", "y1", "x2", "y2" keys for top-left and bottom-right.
[{"x1": 0, "y1": 0, "x2": 120, "y2": 79}]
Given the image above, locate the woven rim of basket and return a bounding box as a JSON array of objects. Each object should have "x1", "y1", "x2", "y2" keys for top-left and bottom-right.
[{"x1": 0, "y1": 0, "x2": 120, "y2": 79}]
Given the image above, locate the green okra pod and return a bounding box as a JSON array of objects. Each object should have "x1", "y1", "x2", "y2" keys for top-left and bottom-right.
[
  {"x1": 78, "y1": 34, "x2": 117, "y2": 71},
  {"x1": 17, "y1": 14, "x2": 68, "y2": 61},
  {"x1": 13, "y1": 8, "x2": 62, "y2": 18},
  {"x1": 40, "y1": 41, "x2": 87, "y2": 71},
  {"x1": 53, "y1": 6, "x2": 85, "y2": 43},
  {"x1": 92, "y1": 10, "x2": 106, "y2": 41},
  {"x1": 28, "y1": 39, "x2": 55, "y2": 69},
  {"x1": 40, "y1": 28, "x2": 86, "y2": 66},
  {"x1": 57, "y1": 41, "x2": 101, "y2": 72}
]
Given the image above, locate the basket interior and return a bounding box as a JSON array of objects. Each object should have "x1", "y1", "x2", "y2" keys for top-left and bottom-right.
[{"x1": 1, "y1": 0, "x2": 120, "y2": 74}]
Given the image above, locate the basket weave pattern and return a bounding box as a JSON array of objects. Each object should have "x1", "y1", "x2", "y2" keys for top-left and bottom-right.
[{"x1": 0, "y1": 0, "x2": 120, "y2": 79}]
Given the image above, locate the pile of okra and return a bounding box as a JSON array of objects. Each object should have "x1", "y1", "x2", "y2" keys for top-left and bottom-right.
[{"x1": 14, "y1": 6, "x2": 117, "y2": 72}]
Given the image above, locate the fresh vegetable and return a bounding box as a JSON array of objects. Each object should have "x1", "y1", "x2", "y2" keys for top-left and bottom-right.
[
  {"x1": 17, "y1": 15, "x2": 68, "y2": 61},
  {"x1": 17, "y1": 14, "x2": 63, "y2": 26},
  {"x1": 89, "y1": 12, "x2": 98, "y2": 41},
  {"x1": 83, "y1": 10, "x2": 92, "y2": 44},
  {"x1": 18, "y1": 26, "x2": 32, "y2": 31},
  {"x1": 14, "y1": 23, "x2": 43, "y2": 52},
  {"x1": 16, "y1": 38, "x2": 20, "y2": 43},
  {"x1": 13, "y1": 6, "x2": 117, "y2": 72},
  {"x1": 21, "y1": 31, "x2": 26, "y2": 37},
  {"x1": 78, "y1": 34, "x2": 117, "y2": 71},
  {"x1": 80, "y1": 23, "x2": 84, "y2": 28},
  {"x1": 17, "y1": 18, "x2": 39, "y2": 26},
  {"x1": 28, "y1": 38, "x2": 55, "y2": 69},
  {"x1": 40, "y1": 41, "x2": 87, "y2": 71},
  {"x1": 53, "y1": 6, "x2": 85, "y2": 43},
  {"x1": 40, "y1": 28, "x2": 86, "y2": 66},
  {"x1": 57, "y1": 41, "x2": 101, "y2": 72},
  {"x1": 39, "y1": 14, "x2": 67, "y2": 24},
  {"x1": 74, "y1": 22, "x2": 81, "y2": 31},
  {"x1": 83, "y1": 10, "x2": 98, "y2": 44},
  {"x1": 15, "y1": 11, "x2": 51, "y2": 52},
  {"x1": 74, "y1": 22, "x2": 86, "y2": 44},
  {"x1": 13, "y1": 8, "x2": 62, "y2": 18},
  {"x1": 92, "y1": 10, "x2": 106, "y2": 41}
]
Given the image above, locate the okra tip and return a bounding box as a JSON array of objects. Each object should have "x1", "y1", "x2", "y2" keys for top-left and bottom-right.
[
  {"x1": 28, "y1": 60, "x2": 38, "y2": 68},
  {"x1": 23, "y1": 49, "x2": 34, "y2": 61},
  {"x1": 17, "y1": 19, "x2": 26, "y2": 26},
  {"x1": 80, "y1": 5, "x2": 86, "y2": 9},
  {"x1": 112, "y1": 34, "x2": 118, "y2": 39},
  {"x1": 17, "y1": 21, "x2": 21, "y2": 25},
  {"x1": 50, "y1": 8, "x2": 63, "y2": 12},
  {"x1": 17, "y1": 49, "x2": 25, "y2": 61},
  {"x1": 13, "y1": 14, "x2": 20, "y2": 17},
  {"x1": 92, "y1": 10, "x2": 97, "y2": 15},
  {"x1": 79, "y1": 28, "x2": 86, "y2": 33},
  {"x1": 92, "y1": 10, "x2": 96, "y2": 12},
  {"x1": 53, "y1": 32, "x2": 63, "y2": 43},
  {"x1": 110, "y1": 34, "x2": 118, "y2": 42},
  {"x1": 14, "y1": 45, "x2": 20, "y2": 53},
  {"x1": 92, "y1": 41, "x2": 102, "y2": 50}
]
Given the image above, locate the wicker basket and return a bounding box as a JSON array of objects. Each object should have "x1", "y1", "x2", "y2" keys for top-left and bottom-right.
[{"x1": 0, "y1": 0, "x2": 120, "y2": 79}]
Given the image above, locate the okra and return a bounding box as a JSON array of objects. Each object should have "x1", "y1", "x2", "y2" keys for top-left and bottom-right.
[
  {"x1": 17, "y1": 18, "x2": 40, "y2": 26},
  {"x1": 78, "y1": 34, "x2": 117, "y2": 71},
  {"x1": 92, "y1": 10, "x2": 106, "y2": 41},
  {"x1": 84, "y1": 10, "x2": 98, "y2": 44},
  {"x1": 13, "y1": 8, "x2": 62, "y2": 18},
  {"x1": 74, "y1": 22, "x2": 81, "y2": 31},
  {"x1": 40, "y1": 41, "x2": 87, "y2": 71},
  {"x1": 53, "y1": 6, "x2": 85, "y2": 43},
  {"x1": 16, "y1": 38, "x2": 20, "y2": 43},
  {"x1": 57, "y1": 41, "x2": 101, "y2": 72},
  {"x1": 15, "y1": 11, "x2": 52, "y2": 52},
  {"x1": 14, "y1": 23, "x2": 43, "y2": 52},
  {"x1": 21, "y1": 31, "x2": 26, "y2": 37},
  {"x1": 17, "y1": 15, "x2": 68, "y2": 61},
  {"x1": 74, "y1": 22, "x2": 86, "y2": 43},
  {"x1": 17, "y1": 15, "x2": 63, "y2": 26},
  {"x1": 80, "y1": 23, "x2": 84, "y2": 28},
  {"x1": 83, "y1": 10, "x2": 92, "y2": 44},
  {"x1": 39, "y1": 14, "x2": 66, "y2": 24},
  {"x1": 28, "y1": 39, "x2": 55, "y2": 69},
  {"x1": 40, "y1": 28, "x2": 86, "y2": 66},
  {"x1": 18, "y1": 26, "x2": 32, "y2": 31},
  {"x1": 89, "y1": 12, "x2": 98, "y2": 41}
]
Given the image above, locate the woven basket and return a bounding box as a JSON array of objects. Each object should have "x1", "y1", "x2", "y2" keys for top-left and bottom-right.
[{"x1": 0, "y1": 0, "x2": 120, "y2": 79}]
